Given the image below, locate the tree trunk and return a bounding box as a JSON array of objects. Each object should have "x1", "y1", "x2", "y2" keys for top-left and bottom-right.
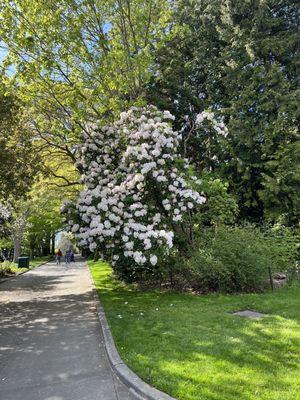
[
  {"x1": 30, "y1": 245, "x2": 35, "y2": 259},
  {"x1": 13, "y1": 237, "x2": 21, "y2": 263},
  {"x1": 51, "y1": 233, "x2": 55, "y2": 254},
  {"x1": 29, "y1": 236, "x2": 36, "y2": 259},
  {"x1": 42, "y1": 233, "x2": 51, "y2": 255},
  {"x1": 93, "y1": 248, "x2": 100, "y2": 262}
]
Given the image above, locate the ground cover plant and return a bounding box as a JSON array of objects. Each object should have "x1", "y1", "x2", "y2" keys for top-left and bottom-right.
[
  {"x1": 89, "y1": 260, "x2": 300, "y2": 400},
  {"x1": 0, "y1": 261, "x2": 15, "y2": 277}
]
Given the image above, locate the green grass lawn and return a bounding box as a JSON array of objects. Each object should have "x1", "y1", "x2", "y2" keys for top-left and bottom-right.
[{"x1": 89, "y1": 260, "x2": 300, "y2": 400}]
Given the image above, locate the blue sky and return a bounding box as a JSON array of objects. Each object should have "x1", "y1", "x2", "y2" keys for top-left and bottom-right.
[
  {"x1": 0, "y1": 46, "x2": 7, "y2": 62},
  {"x1": 0, "y1": 44, "x2": 16, "y2": 76}
]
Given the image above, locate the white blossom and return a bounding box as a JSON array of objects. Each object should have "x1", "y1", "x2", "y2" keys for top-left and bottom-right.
[
  {"x1": 150, "y1": 255, "x2": 158, "y2": 266},
  {"x1": 64, "y1": 106, "x2": 207, "y2": 272}
]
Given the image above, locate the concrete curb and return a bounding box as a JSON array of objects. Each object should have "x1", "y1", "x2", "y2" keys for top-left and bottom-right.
[
  {"x1": 88, "y1": 268, "x2": 177, "y2": 400},
  {"x1": 0, "y1": 259, "x2": 52, "y2": 285}
]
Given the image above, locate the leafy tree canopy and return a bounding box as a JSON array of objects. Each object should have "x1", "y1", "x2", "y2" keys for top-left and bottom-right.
[
  {"x1": 0, "y1": 0, "x2": 171, "y2": 166},
  {"x1": 0, "y1": 76, "x2": 42, "y2": 201}
]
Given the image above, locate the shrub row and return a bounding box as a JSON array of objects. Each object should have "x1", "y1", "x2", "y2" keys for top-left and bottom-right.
[{"x1": 178, "y1": 225, "x2": 299, "y2": 293}]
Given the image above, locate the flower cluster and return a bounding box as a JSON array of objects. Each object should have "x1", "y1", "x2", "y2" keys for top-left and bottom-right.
[
  {"x1": 0, "y1": 203, "x2": 11, "y2": 222},
  {"x1": 0, "y1": 203, "x2": 12, "y2": 237},
  {"x1": 181, "y1": 110, "x2": 229, "y2": 170},
  {"x1": 195, "y1": 111, "x2": 228, "y2": 137},
  {"x1": 64, "y1": 106, "x2": 205, "y2": 272}
]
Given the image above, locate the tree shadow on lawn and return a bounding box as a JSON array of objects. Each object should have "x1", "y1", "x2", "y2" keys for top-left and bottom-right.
[
  {"x1": 89, "y1": 261, "x2": 300, "y2": 399},
  {"x1": 124, "y1": 315, "x2": 299, "y2": 400},
  {"x1": 99, "y1": 283, "x2": 300, "y2": 400}
]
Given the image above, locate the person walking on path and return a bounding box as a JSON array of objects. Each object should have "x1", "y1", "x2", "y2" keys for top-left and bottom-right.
[
  {"x1": 70, "y1": 249, "x2": 75, "y2": 262},
  {"x1": 56, "y1": 248, "x2": 62, "y2": 265},
  {"x1": 65, "y1": 249, "x2": 71, "y2": 265}
]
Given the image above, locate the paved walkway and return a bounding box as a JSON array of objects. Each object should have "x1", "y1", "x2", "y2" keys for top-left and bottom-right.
[{"x1": 0, "y1": 258, "x2": 137, "y2": 400}]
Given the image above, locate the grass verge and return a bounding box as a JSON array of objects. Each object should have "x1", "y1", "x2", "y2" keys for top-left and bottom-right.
[
  {"x1": 89, "y1": 259, "x2": 300, "y2": 400},
  {"x1": 1, "y1": 256, "x2": 52, "y2": 277}
]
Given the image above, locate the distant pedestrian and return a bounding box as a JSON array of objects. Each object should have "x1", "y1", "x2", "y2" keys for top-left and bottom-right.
[
  {"x1": 70, "y1": 250, "x2": 75, "y2": 262},
  {"x1": 56, "y1": 249, "x2": 62, "y2": 265},
  {"x1": 65, "y1": 250, "x2": 71, "y2": 265}
]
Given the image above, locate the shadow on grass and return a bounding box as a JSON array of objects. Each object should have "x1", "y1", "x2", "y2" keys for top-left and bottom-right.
[{"x1": 90, "y1": 262, "x2": 300, "y2": 400}]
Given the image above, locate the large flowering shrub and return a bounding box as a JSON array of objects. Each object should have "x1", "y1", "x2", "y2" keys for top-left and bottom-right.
[{"x1": 63, "y1": 106, "x2": 206, "y2": 280}]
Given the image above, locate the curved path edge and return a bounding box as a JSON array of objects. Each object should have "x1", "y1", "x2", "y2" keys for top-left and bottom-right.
[{"x1": 88, "y1": 268, "x2": 177, "y2": 400}]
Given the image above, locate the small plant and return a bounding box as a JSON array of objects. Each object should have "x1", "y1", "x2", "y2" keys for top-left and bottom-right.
[{"x1": 0, "y1": 261, "x2": 15, "y2": 277}]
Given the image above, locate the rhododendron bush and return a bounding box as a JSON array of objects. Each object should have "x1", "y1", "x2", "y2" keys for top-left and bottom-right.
[{"x1": 63, "y1": 106, "x2": 207, "y2": 280}]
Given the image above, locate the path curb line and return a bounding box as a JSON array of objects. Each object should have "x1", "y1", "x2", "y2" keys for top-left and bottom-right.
[
  {"x1": 89, "y1": 269, "x2": 177, "y2": 400},
  {"x1": 0, "y1": 259, "x2": 51, "y2": 285}
]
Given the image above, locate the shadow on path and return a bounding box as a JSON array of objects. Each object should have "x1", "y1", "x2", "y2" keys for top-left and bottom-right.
[{"x1": 0, "y1": 260, "x2": 136, "y2": 400}]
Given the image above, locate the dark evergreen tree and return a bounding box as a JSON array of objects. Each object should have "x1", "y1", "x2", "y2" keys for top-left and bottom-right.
[{"x1": 148, "y1": 0, "x2": 300, "y2": 223}]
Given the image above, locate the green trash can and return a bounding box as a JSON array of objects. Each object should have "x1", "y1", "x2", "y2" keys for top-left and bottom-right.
[{"x1": 18, "y1": 256, "x2": 30, "y2": 268}]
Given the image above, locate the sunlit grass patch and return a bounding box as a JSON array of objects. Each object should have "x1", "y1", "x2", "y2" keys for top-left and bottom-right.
[{"x1": 89, "y1": 260, "x2": 300, "y2": 400}]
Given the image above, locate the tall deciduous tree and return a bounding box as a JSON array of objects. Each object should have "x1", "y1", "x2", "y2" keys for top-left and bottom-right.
[
  {"x1": 0, "y1": 0, "x2": 171, "y2": 170},
  {"x1": 25, "y1": 171, "x2": 80, "y2": 257},
  {"x1": 0, "y1": 77, "x2": 42, "y2": 201},
  {"x1": 10, "y1": 209, "x2": 28, "y2": 262}
]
